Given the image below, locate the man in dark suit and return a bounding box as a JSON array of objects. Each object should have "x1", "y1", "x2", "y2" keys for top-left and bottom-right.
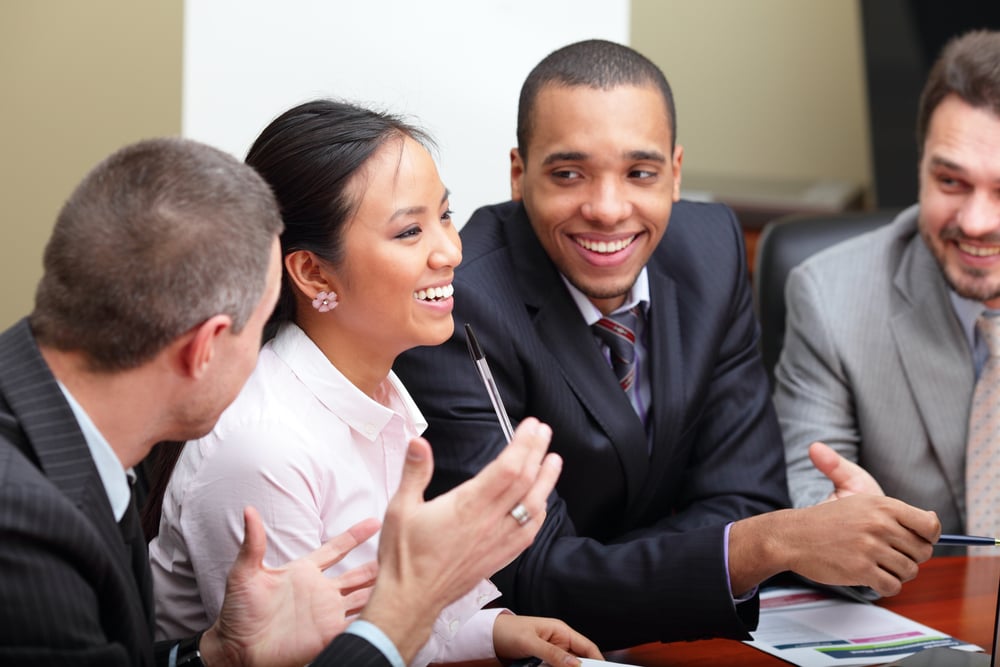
[
  {"x1": 394, "y1": 39, "x2": 942, "y2": 649},
  {"x1": 0, "y1": 137, "x2": 564, "y2": 666}
]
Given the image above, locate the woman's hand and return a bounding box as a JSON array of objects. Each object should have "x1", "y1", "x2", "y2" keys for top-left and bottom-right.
[{"x1": 493, "y1": 613, "x2": 602, "y2": 666}]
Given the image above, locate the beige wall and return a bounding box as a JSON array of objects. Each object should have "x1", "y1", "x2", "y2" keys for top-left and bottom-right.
[
  {"x1": 632, "y1": 0, "x2": 871, "y2": 193},
  {"x1": 0, "y1": 2, "x2": 873, "y2": 328},
  {"x1": 0, "y1": 1, "x2": 182, "y2": 329}
]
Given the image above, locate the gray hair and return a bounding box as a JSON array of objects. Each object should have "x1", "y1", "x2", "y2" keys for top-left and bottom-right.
[{"x1": 31, "y1": 137, "x2": 284, "y2": 371}]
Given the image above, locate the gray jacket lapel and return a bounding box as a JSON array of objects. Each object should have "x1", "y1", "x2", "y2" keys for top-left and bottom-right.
[{"x1": 890, "y1": 226, "x2": 973, "y2": 518}]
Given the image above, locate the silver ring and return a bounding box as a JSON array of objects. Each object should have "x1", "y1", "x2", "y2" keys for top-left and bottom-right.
[{"x1": 509, "y1": 503, "x2": 530, "y2": 526}]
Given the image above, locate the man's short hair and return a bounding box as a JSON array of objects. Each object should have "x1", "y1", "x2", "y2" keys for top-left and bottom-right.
[
  {"x1": 30, "y1": 137, "x2": 283, "y2": 371},
  {"x1": 517, "y1": 39, "x2": 677, "y2": 158},
  {"x1": 917, "y1": 29, "x2": 1000, "y2": 156}
]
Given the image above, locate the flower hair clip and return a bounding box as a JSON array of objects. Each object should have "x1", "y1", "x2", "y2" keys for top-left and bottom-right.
[{"x1": 312, "y1": 290, "x2": 338, "y2": 312}]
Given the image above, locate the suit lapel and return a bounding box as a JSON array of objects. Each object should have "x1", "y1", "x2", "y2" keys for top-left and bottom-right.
[
  {"x1": 0, "y1": 320, "x2": 154, "y2": 636},
  {"x1": 506, "y1": 206, "x2": 650, "y2": 508},
  {"x1": 636, "y1": 261, "x2": 685, "y2": 503},
  {"x1": 890, "y1": 233, "x2": 972, "y2": 518}
]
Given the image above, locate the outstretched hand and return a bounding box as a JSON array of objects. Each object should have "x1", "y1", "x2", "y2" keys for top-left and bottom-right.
[
  {"x1": 201, "y1": 506, "x2": 379, "y2": 667},
  {"x1": 809, "y1": 441, "x2": 885, "y2": 500},
  {"x1": 362, "y1": 416, "x2": 562, "y2": 663}
]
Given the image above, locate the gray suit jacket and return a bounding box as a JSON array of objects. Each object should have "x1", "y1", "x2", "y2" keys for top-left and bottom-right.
[{"x1": 774, "y1": 205, "x2": 972, "y2": 537}]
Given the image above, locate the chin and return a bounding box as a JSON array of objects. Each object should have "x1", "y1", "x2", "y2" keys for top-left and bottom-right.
[{"x1": 415, "y1": 325, "x2": 455, "y2": 349}]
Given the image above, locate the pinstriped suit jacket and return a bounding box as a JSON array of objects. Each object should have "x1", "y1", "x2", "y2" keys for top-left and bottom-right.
[
  {"x1": 395, "y1": 200, "x2": 790, "y2": 650},
  {"x1": 0, "y1": 319, "x2": 395, "y2": 666},
  {"x1": 0, "y1": 319, "x2": 155, "y2": 665}
]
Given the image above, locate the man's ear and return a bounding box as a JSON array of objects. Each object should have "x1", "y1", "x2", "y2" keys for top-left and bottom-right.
[
  {"x1": 510, "y1": 148, "x2": 525, "y2": 201},
  {"x1": 180, "y1": 315, "x2": 232, "y2": 379},
  {"x1": 284, "y1": 250, "x2": 336, "y2": 300},
  {"x1": 671, "y1": 144, "x2": 684, "y2": 202}
]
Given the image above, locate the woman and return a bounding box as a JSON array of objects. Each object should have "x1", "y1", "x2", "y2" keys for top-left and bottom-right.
[{"x1": 148, "y1": 100, "x2": 600, "y2": 666}]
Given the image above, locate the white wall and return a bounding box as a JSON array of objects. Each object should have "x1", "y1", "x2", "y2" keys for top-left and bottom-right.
[{"x1": 183, "y1": 0, "x2": 629, "y2": 221}]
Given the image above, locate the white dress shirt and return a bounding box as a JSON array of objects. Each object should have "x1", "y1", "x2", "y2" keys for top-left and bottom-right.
[{"x1": 149, "y1": 323, "x2": 501, "y2": 666}]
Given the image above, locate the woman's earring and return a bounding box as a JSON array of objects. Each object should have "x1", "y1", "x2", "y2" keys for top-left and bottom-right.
[{"x1": 312, "y1": 290, "x2": 338, "y2": 313}]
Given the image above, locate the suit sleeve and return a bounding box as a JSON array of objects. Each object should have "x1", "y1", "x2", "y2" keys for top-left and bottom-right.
[
  {"x1": 312, "y1": 632, "x2": 393, "y2": 667},
  {"x1": 773, "y1": 262, "x2": 861, "y2": 507}
]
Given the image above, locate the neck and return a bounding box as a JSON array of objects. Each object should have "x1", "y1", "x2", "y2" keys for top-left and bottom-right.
[
  {"x1": 295, "y1": 319, "x2": 395, "y2": 399},
  {"x1": 39, "y1": 346, "x2": 164, "y2": 469}
]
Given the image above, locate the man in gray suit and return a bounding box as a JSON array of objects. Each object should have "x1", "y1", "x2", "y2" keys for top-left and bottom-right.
[
  {"x1": 776, "y1": 30, "x2": 1000, "y2": 541},
  {"x1": 0, "y1": 137, "x2": 564, "y2": 666}
]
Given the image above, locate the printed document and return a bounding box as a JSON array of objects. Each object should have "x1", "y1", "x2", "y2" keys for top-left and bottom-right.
[{"x1": 745, "y1": 586, "x2": 983, "y2": 666}]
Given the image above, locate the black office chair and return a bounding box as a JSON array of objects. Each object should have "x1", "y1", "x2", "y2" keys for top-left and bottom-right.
[{"x1": 752, "y1": 209, "x2": 901, "y2": 386}]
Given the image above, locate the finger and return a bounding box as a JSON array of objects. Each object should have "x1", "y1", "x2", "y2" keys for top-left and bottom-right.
[
  {"x1": 516, "y1": 453, "x2": 562, "y2": 527},
  {"x1": 336, "y1": 560, "x2": 379, "y2": 593},
  {"x1": 393, "y1": 437, "x2": 434, "y2": 507},
  {"x1": 479, "y1": 419, "x2": 553, "y2": 506},
  {"x1": 306, "y1": 518, "x2": 381, "y2": 569},
  {"x1": 510, "y1": 417, "x2": 551, "y2": 474},
  {"x1": 808, "y1": 442, "x2": 850, "y2": 486},
  {"x1": 233, "y1": 506, "x2": 267, "y2": 574},
  {"x1": 564, "y1": 628, "x2": 603, "y2": 660},
  {"x1": 343, "y1": 587, "x2": 374, "y2": 618},
  {"x1": 528, "y1": 636, "x2": 584, "y2": 667},
  {"x1": 905, "y1": 508, "x2": 942, "y2": 544}
]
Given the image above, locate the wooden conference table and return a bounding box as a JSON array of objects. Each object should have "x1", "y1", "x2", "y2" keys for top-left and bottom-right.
[
  {"x1": 598, "y1": 556, "x2": 999, "y2": 666},
  {"x1": 453, "y1": 556, "x2": 998, "y2": 667}
]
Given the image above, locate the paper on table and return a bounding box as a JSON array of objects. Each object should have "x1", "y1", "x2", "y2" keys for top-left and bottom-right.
[
  {"x1": 529, "y1": 660, "x2": 639, "y2": 667},
  {"x1": 745, "y1": 586, "x2": 983, "y2": 667}
]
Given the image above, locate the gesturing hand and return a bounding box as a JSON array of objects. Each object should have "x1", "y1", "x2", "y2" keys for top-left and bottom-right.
[
  {"x1": 201, "y1": 506, "x2": 379, "y2": 667},
  {"x1": 362, "y1": 416, "x2": 562, "y2": 663},
  {"x1": 809, "y1": 441, "x2": 885, "y2": 500}
]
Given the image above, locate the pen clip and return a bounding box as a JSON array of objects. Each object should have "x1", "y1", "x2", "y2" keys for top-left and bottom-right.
[{"x1": 465, "y1": 323, "x2": 516, "y2": 443}]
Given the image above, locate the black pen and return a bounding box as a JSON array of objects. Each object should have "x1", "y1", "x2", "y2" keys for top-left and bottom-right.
[
  {"x1": 465, "y1": 323, "x2": 515, "y2": 443},
  {"x1": 936, "y1": 534, "x2": 1000, "y2": 546}
]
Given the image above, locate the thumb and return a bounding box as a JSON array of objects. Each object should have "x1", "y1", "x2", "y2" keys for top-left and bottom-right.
[
  {"x1": 808, "y1": 441, "x2": 884, "y2": 497},
  {"x1": 233, "y1": 506, "x2": 267, "y2": 575},
  {"x1": 395, "y1": 437, "x2": 435, "y2": 505},
  {"x1": 808, "y1": 441, "x2": 846, "y2": 484}
]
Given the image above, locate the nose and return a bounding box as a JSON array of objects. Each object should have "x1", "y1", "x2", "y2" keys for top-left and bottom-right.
[
  {"x1": 429, "y1": 224, "x2": 462, "y2": 269},
  {"x1": 957, "y1": 190, "x2": 1000, "y2": 239},
  {"x1": 581, "y1": 177, "x2": 632, "y2": 226}
]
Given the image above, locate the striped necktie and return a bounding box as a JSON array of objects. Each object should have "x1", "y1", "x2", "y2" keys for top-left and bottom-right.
[
  {"x1": 592, "y1": 307, "x2": 640, "y2": 393},
  {"x1": 966, "y1": 313, "x2": 1000, "y2": 552}
]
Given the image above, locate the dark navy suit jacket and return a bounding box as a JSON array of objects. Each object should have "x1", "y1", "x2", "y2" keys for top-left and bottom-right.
[
  {"x1": 395, "y1": 200, "x2": 790, "y2": 649},
  {"x1": 0, "y1": 319, "x2": 390, "y2": 666}
]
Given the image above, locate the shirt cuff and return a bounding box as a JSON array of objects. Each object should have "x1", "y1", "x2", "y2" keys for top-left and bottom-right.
[
  {"x1": 724, "y1": 522, "x2": 758, "y2": 604},
  {"x1": 345, "y1": 620, "x2": 406, "y2": 667}
]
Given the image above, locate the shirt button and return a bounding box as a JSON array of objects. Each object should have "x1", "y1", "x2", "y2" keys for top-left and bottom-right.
[
  {"x1": 364, "y1": 423, "x2": 376, "y2": 436},
  {"x1": 448, "y1": 620, "x2": 460, "y2": 635}
]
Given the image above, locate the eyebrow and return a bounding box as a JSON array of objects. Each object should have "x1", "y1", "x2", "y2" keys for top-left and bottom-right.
[
  {"x1": 541, "y1": 150, "x2": 667, "y2": 166},
  {"x1": 389, "y1": 189, "x2": 451, "y2": 222},
  {"x1": 928, "y1": 156, "x2": 965, "y2": 172}
]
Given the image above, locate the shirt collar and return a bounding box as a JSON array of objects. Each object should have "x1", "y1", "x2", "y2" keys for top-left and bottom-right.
[
  {"x1": 950, "y1": 290, "x2": 987, "y2": 354},
  {"x1": 561, "y1": 267, "x2": 651, "y2": 325},
  {"x1": 269, "y1": 323, "x2": 427, "y2": 440},
  {"x1": 56, "y1": 381, "x2": 132, "y2": 521}
]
